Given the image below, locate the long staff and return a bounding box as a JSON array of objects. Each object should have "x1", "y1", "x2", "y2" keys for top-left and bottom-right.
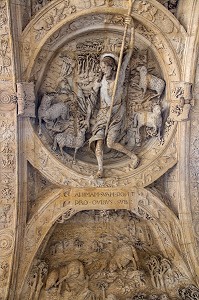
[{"x1": 104, "y1": 0, "x2": 135, "y2": 138}]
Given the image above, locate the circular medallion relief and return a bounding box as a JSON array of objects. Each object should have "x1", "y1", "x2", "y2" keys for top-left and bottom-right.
[{"x1": 33, "y1": 30, "x2": 176, "y2": 185}]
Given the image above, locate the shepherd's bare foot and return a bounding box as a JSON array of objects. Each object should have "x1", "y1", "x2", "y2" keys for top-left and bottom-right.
[{"x1": 95, "y1": 169, "x2": 104, "y2": 178}]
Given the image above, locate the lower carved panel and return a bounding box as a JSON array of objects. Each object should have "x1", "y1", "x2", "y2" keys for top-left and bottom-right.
[{"x1": 21, "y1": 210, "x2": 193, "y2": 300}]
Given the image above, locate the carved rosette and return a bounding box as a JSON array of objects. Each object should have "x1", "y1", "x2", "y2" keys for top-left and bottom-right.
[
  {"x1": 0, "y1": 229, "x2": 14, "y2": 257},
  {"x1": 0, "y1": 82, "x2": 16, "y2": 111}
]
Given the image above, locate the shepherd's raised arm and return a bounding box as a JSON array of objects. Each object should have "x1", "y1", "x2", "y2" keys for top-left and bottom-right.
[{"x1": 105, "y1": 0, "x2": 135, "y2": 137}]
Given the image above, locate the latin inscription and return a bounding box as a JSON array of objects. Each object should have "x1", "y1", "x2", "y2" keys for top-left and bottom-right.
[{"x1": 63, "y1": 189, "x2": 132, "y2": 210}]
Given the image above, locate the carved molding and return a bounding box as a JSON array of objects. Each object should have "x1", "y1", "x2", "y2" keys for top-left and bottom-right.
[{"x1": 20, "y1": 1, "x2": 187, "y2": 83}]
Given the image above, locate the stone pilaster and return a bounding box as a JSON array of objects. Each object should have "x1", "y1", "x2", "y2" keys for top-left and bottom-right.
[{"x1": 0, "y1": 1, "x2": 17, "y2": 299}]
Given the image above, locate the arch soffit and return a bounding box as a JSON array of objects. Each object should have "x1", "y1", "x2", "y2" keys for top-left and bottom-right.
[
  {"x1": 18, "y1": 187, "x2": 189, "y2": 295},
  {"x1": 23, "y1": 0, "x2": 187, "y2": 37}
]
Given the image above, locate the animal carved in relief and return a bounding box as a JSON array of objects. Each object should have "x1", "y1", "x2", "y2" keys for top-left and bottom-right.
[
  {"x1": 137, "y1": 66, "x2": 165, "y2": 98},
  {"x1": 34, "y1": 15, "x2": 54, "y2": 39},
  {"x1": 45, "y1": 260, "x2": 88, "y2": 296},
  {"x1": 53, "y1": 126, "x2": 87, "y2": 163},
  {"x1": 133, "y1": 104, "x2": 162, "y2": 141},
  {"x1": 44, "y1": 102, "x2": 69, "y2": 122},
  {"x1": 38, "y1": 93, "x2": 52, "y2": 135},
  {"x1": 38, "y1": 93, "x2": 69, "y2": 135},
  {"x1": 109, "y1": 245, "x2": 139, "y2": 272}
]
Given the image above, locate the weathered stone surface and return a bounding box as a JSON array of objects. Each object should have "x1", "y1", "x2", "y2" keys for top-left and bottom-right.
[{"x1": 0, "y1": 0, "x2": 199, "y2": 299}]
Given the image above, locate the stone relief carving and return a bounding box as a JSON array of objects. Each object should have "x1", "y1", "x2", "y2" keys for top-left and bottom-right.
[
  {"x1": 135, "y1": 22, "x2": 183, "y2": 73},
  {"x1": 0, "y1": 113, "x2": 16, "y2": 205},
  {"x1": 157, "y1": 1, "x2": 179, "y2": 16},
  {"x1": 179, "y1": 284, "x2": 199, "y2": 300},
  {"x1": 169, "y1": 81, "x2": 193, "y2": 122},
  {"x1": 27, "y1": 260, "x2": 48, "y2": 300},
  {"x1": 33, "y1": 1, "x2": 76, "y2": 41},
  {"x1": 21, "y1": 0, "x2": 186, "y2": 81},
  {"x1": 36, "y1": 29, "x2": 168, "y2": 178},
  {"x1": 170, "y1": 97, "x2": 191, "y2": 122},
  {"x1": 171, "y1": 81, "x2": 192, "y2": 102},
  {"x1": 0, "y1": 204, "x2": 12, "y2": 229},
  {"x1": 0, "y1": 229, "x2": 14, "y2": 258},
  {"x1": 17, "y1": 82, "x2": 36, "y2": 117},
  {"x1": 0, "y1": 3, "x2": 16, "y2": 299},
  {"x1": 0, "y1": 1, "x2": 12, "y2": 79},
  {"x1": 0, "y1": 261, "x2": 9, "y2": 288},
  {"x1": 21, "y1": 210, "x2": 193, "y2": 300},
  {"x1": 146, "y1": 254, "x2": 188, "y2": 291},
  {"x1": 137, "y1": 66, "x2": 165, "y2": 98},
  {"x1": 0, "y1": 82, "x2": 17, "y2": 300},
  {"x1": 22, "y1": 10, "x2": 183, "y2": 86},
  {"x1": 32, "y1": 0, "x2": 52, "y2": 15},
  {"x1": 28, "y1": 0, "x2": 179, "y2": 21},
  {"x1": 17, "y1": 186, "x2": 192, "y2": 297}
]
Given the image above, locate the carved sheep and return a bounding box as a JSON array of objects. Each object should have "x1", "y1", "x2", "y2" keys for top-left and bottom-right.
[
  {"x1": 137, "y1": 66, "x2": 165, "y2": 98},
  {"x1": 53, "y1": 126, "x2": 87, "y2": 163},
  {"x1": 38, "y1": 94, "x2": 69, "y2": 135},
  {"x1": 45, "y1": 260, "x2": 84, "y2": 291},
  {"x1": 38, "y1": 94, "x2": 52, "y2": 135},
  {"x1": 133, "y1": 104, "x2": 162, "y2": 140},
  {"x1": 109, "y1": 245, "x2": 138, "y2": 272},
  {"x1": 43, "y1": 102, "x2": 69, "y2": 122}
]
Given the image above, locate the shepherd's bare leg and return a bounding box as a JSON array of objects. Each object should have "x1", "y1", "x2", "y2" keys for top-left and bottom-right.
[
  {"x1": 95, "y1": 140, "x2": 104, "y2": 178},
  {"x1": 107, "y1": 136, "x2": 139, "y2": 169}
]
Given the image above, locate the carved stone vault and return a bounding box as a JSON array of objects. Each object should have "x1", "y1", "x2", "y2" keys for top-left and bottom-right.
[{"x1": 0, "y1": 0, "x2": 199, "y2": 299}]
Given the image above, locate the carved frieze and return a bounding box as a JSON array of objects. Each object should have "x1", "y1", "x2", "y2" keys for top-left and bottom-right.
[
  {"x1": 21, "y1": 0, "x2": 187, "y2": 81},
  {"x1": 20, "y1": 208, "x2": 193, "y2": 299},
  {"x1": 0, "y1": 1, "x2": 13, "y2": 80},
  {"x1": 0, "y1": 109, "x2": 17, "y2": 299}
]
